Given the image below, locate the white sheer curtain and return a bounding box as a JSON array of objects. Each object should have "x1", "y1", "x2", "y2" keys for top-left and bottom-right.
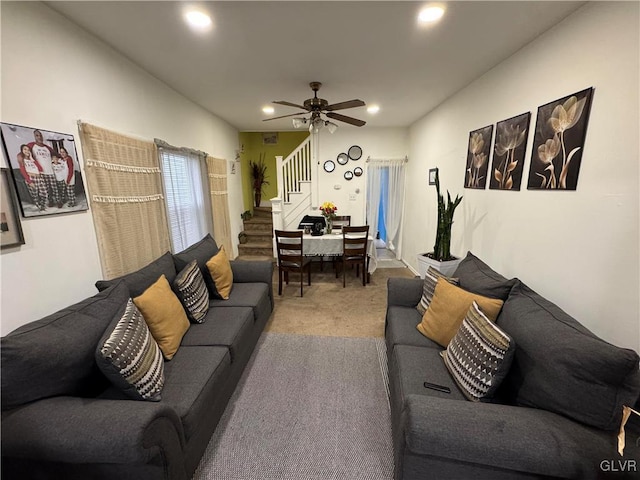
[
  {"x1": 157, "y1": 142, "x2": 209, "y2": 253},
  {"x1": 366, "y1": 157, "x2": 407, "y2": 260}
]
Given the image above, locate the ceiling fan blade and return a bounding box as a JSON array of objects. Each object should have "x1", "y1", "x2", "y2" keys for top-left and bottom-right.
[
  {"x1": 273, "y1": 100, "x2": 308, "y2": 110},
  {"x1": 325, "y1": 99, "x2": 366, "y2": 111},
  {"x1": 262, "y1": 112, "x2": 308, "y2": 121},
  {"x1": 326, "y1": 111, "x2": 366, "y2": 127}
]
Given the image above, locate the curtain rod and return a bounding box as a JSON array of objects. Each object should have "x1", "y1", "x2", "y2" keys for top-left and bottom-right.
[{"x1": 366, "y1": 156, "x2": 408, "y2": 163}]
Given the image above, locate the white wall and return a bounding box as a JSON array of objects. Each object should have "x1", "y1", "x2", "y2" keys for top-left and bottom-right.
[
  {"x1": 314, "y1": 127, "x2": 408, "y2": 225},
  {"x1": 0, "y1": 2, "x2": 242, "y2": 335},
  {"x1": 404, "y1": 2, "x2": 639, "y2": 351}
]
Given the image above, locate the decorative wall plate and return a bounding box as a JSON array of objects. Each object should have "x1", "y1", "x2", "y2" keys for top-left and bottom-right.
[
  {"x1": 323, "y1": 160, "x2": 335, "y2": 173},
  {"x1": 337, "y1": 153, "x2": 349, "y2": 165},
  {"x1": 353, "y1": 166, "x2": 363, "y2": 177},
  {"x1": 344, "y1": 171, "x2": 354, "y2": 181},
  {"x1": 348, "y1": 145, "x2": 362, "y2": 161}
]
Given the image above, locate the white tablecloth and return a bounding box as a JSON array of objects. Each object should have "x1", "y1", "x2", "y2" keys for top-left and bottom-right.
[{"x1": 302, "y1": 233, "x2": 377, "y2": 273}]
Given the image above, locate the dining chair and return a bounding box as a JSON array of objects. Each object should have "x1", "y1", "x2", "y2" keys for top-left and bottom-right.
[
  {"x1": 274, "y1": 230, "x2": 312, "y2": 297},
  {"x1": 340, "y1": 225, "x2": 369, "y2": 287},
  {"x1": 326, "y1": 215, "x2": 351, "y2": 272}
]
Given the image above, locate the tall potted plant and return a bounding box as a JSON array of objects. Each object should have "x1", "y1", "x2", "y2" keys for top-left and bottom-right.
[
  {"x1": 417, "y1": 168, "x2": 463, "y2": 277},
  {"x1": 249, "y1": 153, "x2": 269, "y2": 208}
]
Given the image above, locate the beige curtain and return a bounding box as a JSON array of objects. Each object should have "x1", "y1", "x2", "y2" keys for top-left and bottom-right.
[
  {"x1": 80, "y1": 122, "x2": 171, "y2": 279},
  {"x1": 206, "y1": 156, "x2": 233, "y2": 258}
]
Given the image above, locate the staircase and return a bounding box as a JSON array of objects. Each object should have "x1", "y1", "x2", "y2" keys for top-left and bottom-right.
[{"x1": 237, "y1": 206, "x2": 274, "y2": 261}]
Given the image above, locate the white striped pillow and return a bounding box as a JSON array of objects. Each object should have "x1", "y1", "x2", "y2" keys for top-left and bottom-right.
[
  {"x1": 173, "y1": 260, "x2": 210, "y2": 323},
  {"x1": 441, "y1": 301, "x2": 515, "y2": 402},
  {"x1": 416, "y1": 266, "x2": 459, "y2": 316},
  {"x1": 96, "y1": 299, "x2": 165, "y2": 401}
]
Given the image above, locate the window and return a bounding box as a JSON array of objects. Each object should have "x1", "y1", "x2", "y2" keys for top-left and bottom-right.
[{"x1": 159, "y1": 148, "x2": 209, "y2": 252}]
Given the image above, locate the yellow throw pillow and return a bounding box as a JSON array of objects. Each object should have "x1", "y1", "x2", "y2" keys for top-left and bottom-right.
[
  {"x1": 417, "y1": 278, "x2": 504, "y2": 347},
  {"x1": 133, "y1": 274, "x2": 190, "y2": 360},
  {"x1": 206, "y1": 245, "x2": 233, "y2": 300}
]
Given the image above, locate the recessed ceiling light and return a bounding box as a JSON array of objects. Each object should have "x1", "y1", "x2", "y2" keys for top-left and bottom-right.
[
  {"x1": 184, "y1": 9, "x2": 212, "y2": 32},
  {"x1": 367, "y1": 105, "x2": 380, "y2": 114},
  {"x1": 262, "y1": 106, "x2": 275, "y2": 115},
  {"x1": 418, "y1": 5, "x2": 445, "y2": 24}
]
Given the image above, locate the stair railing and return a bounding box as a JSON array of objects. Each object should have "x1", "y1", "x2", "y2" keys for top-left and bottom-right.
[{"x1": 276, "y1": 135, "x2": 312, "y2": 203}]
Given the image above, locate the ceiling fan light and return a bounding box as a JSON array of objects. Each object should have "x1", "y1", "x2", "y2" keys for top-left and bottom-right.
[
  {"x1": 325, "y1": 121, "x2": 338, "y2": 134},
  {"x1": 292, "y1": 117, "x2": 307, "y2": 129}
]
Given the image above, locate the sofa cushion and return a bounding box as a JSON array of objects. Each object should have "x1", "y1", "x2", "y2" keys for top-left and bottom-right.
[
  {"x1": 417, "y1": 279, "x2": 504, "y2": 347},
  {"x1": 206, "y1": 246, "x2": 233, "y2": 300},
  {"x1": 453, "y1": 251, "x2": 516, "y2": 300},
  {"x1": 416, "y1": 266, "x2": 458, "y2": 316},
  {"x1": 181, "y1": 306, "x2": 254, "y2": 363},
  {"x1": 442, "y1": 301, "x2": 515, "y2": 402},
  {"x1": 95, "y1": 251, "x2": 177, "y2": 298},
  {"x1": 1, "y1": 282, "x2": 129, "y2": 410},
  {"x1": 172, "y1": 260, "x2": 209, "y2": 323},
  {"x1": 96, "y1": 299, "x2": 165, "y2": 401},
  {"x1": 173, "y1": 234, "x2": 219, "y2": 298},
  {"x1": 133, "y1": 275, "x2": 190, "y2": 360},
  {"x1": 385, "y1": 305, "x2": 442, "y2": 354},
  {"x1": 210, "y1": 282, "x2": 271, "y2": 325},
  {"x1": 497, "y1": 280, "x2": 640, "y2": 431},
  {"x1": 160, "y1": 345, "x2": 231, "y2": 441}
]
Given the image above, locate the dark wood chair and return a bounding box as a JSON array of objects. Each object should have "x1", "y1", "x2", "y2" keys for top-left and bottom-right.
[
  {"x1": 275, "y1": 230, "x2": 312, "y2": 297},
  {"x1": 325, "y1": 215, "x2": 351, "y2": 272},
  {"x1": 340, "y1": 225, "x2": 369, "y2": 287}
]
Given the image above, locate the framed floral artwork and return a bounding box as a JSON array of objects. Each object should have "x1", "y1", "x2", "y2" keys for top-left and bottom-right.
[
  {"x1": 0, "y1": 122, "x2": 89, "y2": 217},
  {"x1": 464, "y1": 125, "x2": 493, "y2": 189},
  {"x1": 489, "y1": 112, "x2": 531, "y2": 191},
  {"x1": 527, "y1": 87, "x2": 594, "y2": 190}
]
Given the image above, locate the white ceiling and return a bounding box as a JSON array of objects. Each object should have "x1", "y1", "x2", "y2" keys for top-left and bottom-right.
[{"x1": 47, "y1": 1, "x2": 585, "y2": 132}]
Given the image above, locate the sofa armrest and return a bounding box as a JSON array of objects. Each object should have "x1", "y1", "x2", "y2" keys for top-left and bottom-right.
[
  {"x1": 402, "y1": 394, "x2": 630, "y2": 478},
  {"x1": 387, "y1": 277, "x2": 423, "y2": 308},
  {"x1": 231, "y1": 260, "x2": 274, "y2": 307},
  {"x1": 2, "y1": 396, "x2": 185, "y2": 465}
]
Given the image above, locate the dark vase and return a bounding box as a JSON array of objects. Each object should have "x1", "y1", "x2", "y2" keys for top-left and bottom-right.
[{"x1": 254, "y1": 191, "x2": 262, "y2": 208}]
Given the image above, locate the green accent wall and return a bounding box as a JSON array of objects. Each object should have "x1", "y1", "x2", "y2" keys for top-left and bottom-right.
[{"x1": 239, "y1": 131, "x2": 310, "y2": 212}]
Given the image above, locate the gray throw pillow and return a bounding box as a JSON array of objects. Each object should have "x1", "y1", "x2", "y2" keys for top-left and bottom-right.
[
  {"x1": 96, "y1": 299, "x2": 165, "y2": 401},
  {"x1": 172, "y1": 260, "x2": 210, "y2": 323},
  {"x1": 497, "y1": 280, "x2": 640, "y2": 431},
  {"x1": 1, "y1": 282, "x2": 130, "y2": 410},
  {"x1": 95, "y1": 251, "x2": 177, "y2": 298},
  {"x1": 442, "y1": 301, "x2": 515, "y2": 402},
  {"x1": 452, "y1": 251, "x2": 516, "y2": 300}
]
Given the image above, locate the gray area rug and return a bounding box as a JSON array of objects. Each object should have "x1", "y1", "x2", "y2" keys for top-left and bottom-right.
[{"x1": 193, "y1": 333, "x2": 393, "y2": 480}]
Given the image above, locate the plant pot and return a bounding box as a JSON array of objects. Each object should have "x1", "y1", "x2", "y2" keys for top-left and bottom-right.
[
  {"x1": 416, "y1": 253, "x2": 462, "y2": 278},
  {"x1": 254, "y1": 191, "x2": 262, "y2": 208}
]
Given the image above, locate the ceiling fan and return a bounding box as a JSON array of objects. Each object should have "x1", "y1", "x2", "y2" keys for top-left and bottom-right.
[{"x1": 263, "y1": 81, "x2": 366, "y2": 130}]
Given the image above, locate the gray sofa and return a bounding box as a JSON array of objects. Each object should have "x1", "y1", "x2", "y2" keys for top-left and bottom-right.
[
  {"x1": 1, "y1": 235, "x2": 273, "y2": 480},
  {"x1": 385, "y1": 252, "x2": 640, "y2": 479}
]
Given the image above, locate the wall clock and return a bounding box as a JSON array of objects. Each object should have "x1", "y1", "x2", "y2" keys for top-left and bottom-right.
[
  {"x1": 348, "y1": 145, "x2": 362, "y2": 161},
  {"x1": 323, "y1": 160, "x2": 335, "y2": 173},
  {"x1": 337, "y1": 153, "x2": 349, "y2": 165}
]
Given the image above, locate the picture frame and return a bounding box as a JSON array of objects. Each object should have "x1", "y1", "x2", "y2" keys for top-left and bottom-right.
[
  {"x1": 464, "y1": 124, "x2": 493, "y2": 189},
  {"x1": 262, "y1": 132, "x2": 278, "y2": 145},
  {"x1": 1, "y1": 168, "x2": 25, "y2": 249},
  {"x1": 489, "y1": 112, "x2": 531, "y2": 191},
  {"x1": 428, "y1": 168, "x2": 437, "y2": 186},
  {"x1": 527, "y1": 87, "x2": 594, "y2": 190},
  {"x1": 0, "y1": 123, "x2": 89, "y2": 217}
]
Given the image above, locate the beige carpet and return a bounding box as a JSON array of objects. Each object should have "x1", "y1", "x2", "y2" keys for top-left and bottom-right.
[{"x1": 265, "y1": 264, "x2": 414, "y2": 338}]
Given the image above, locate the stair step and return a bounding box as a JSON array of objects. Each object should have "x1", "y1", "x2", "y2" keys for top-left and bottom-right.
[
  {"x1": 239, "y1": 241, "x2": 272, "y2": 249},
  {"x1": 244, "y1": 217, "x2": 272, "y2": 224},
  {"x1": 235, "y1": 254, "x2": 275, "y2": 262},
  {"x1": 244, "y1": 231, "x2": 272, "y2": 242},
  {"x1": 238, "y1": 243, "x2": 274, "y2": 256},
  {"x1": 253, "y1": 206, "x2": 272, "y2": 218}
]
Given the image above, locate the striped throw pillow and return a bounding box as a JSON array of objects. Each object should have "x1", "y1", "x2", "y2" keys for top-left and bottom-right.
[
  {"x1": 96, "y1": 299, "x2": 165, "y2": 401},
  {"x1": 441, "y1": 301, "x2": 515, "y2": 402},
  {"x1": 173, "y1": 260, "x2": 210, "y2": 323},
  {"x1": 416, "y1": 266, "x2": 459, "y2": 316}
]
